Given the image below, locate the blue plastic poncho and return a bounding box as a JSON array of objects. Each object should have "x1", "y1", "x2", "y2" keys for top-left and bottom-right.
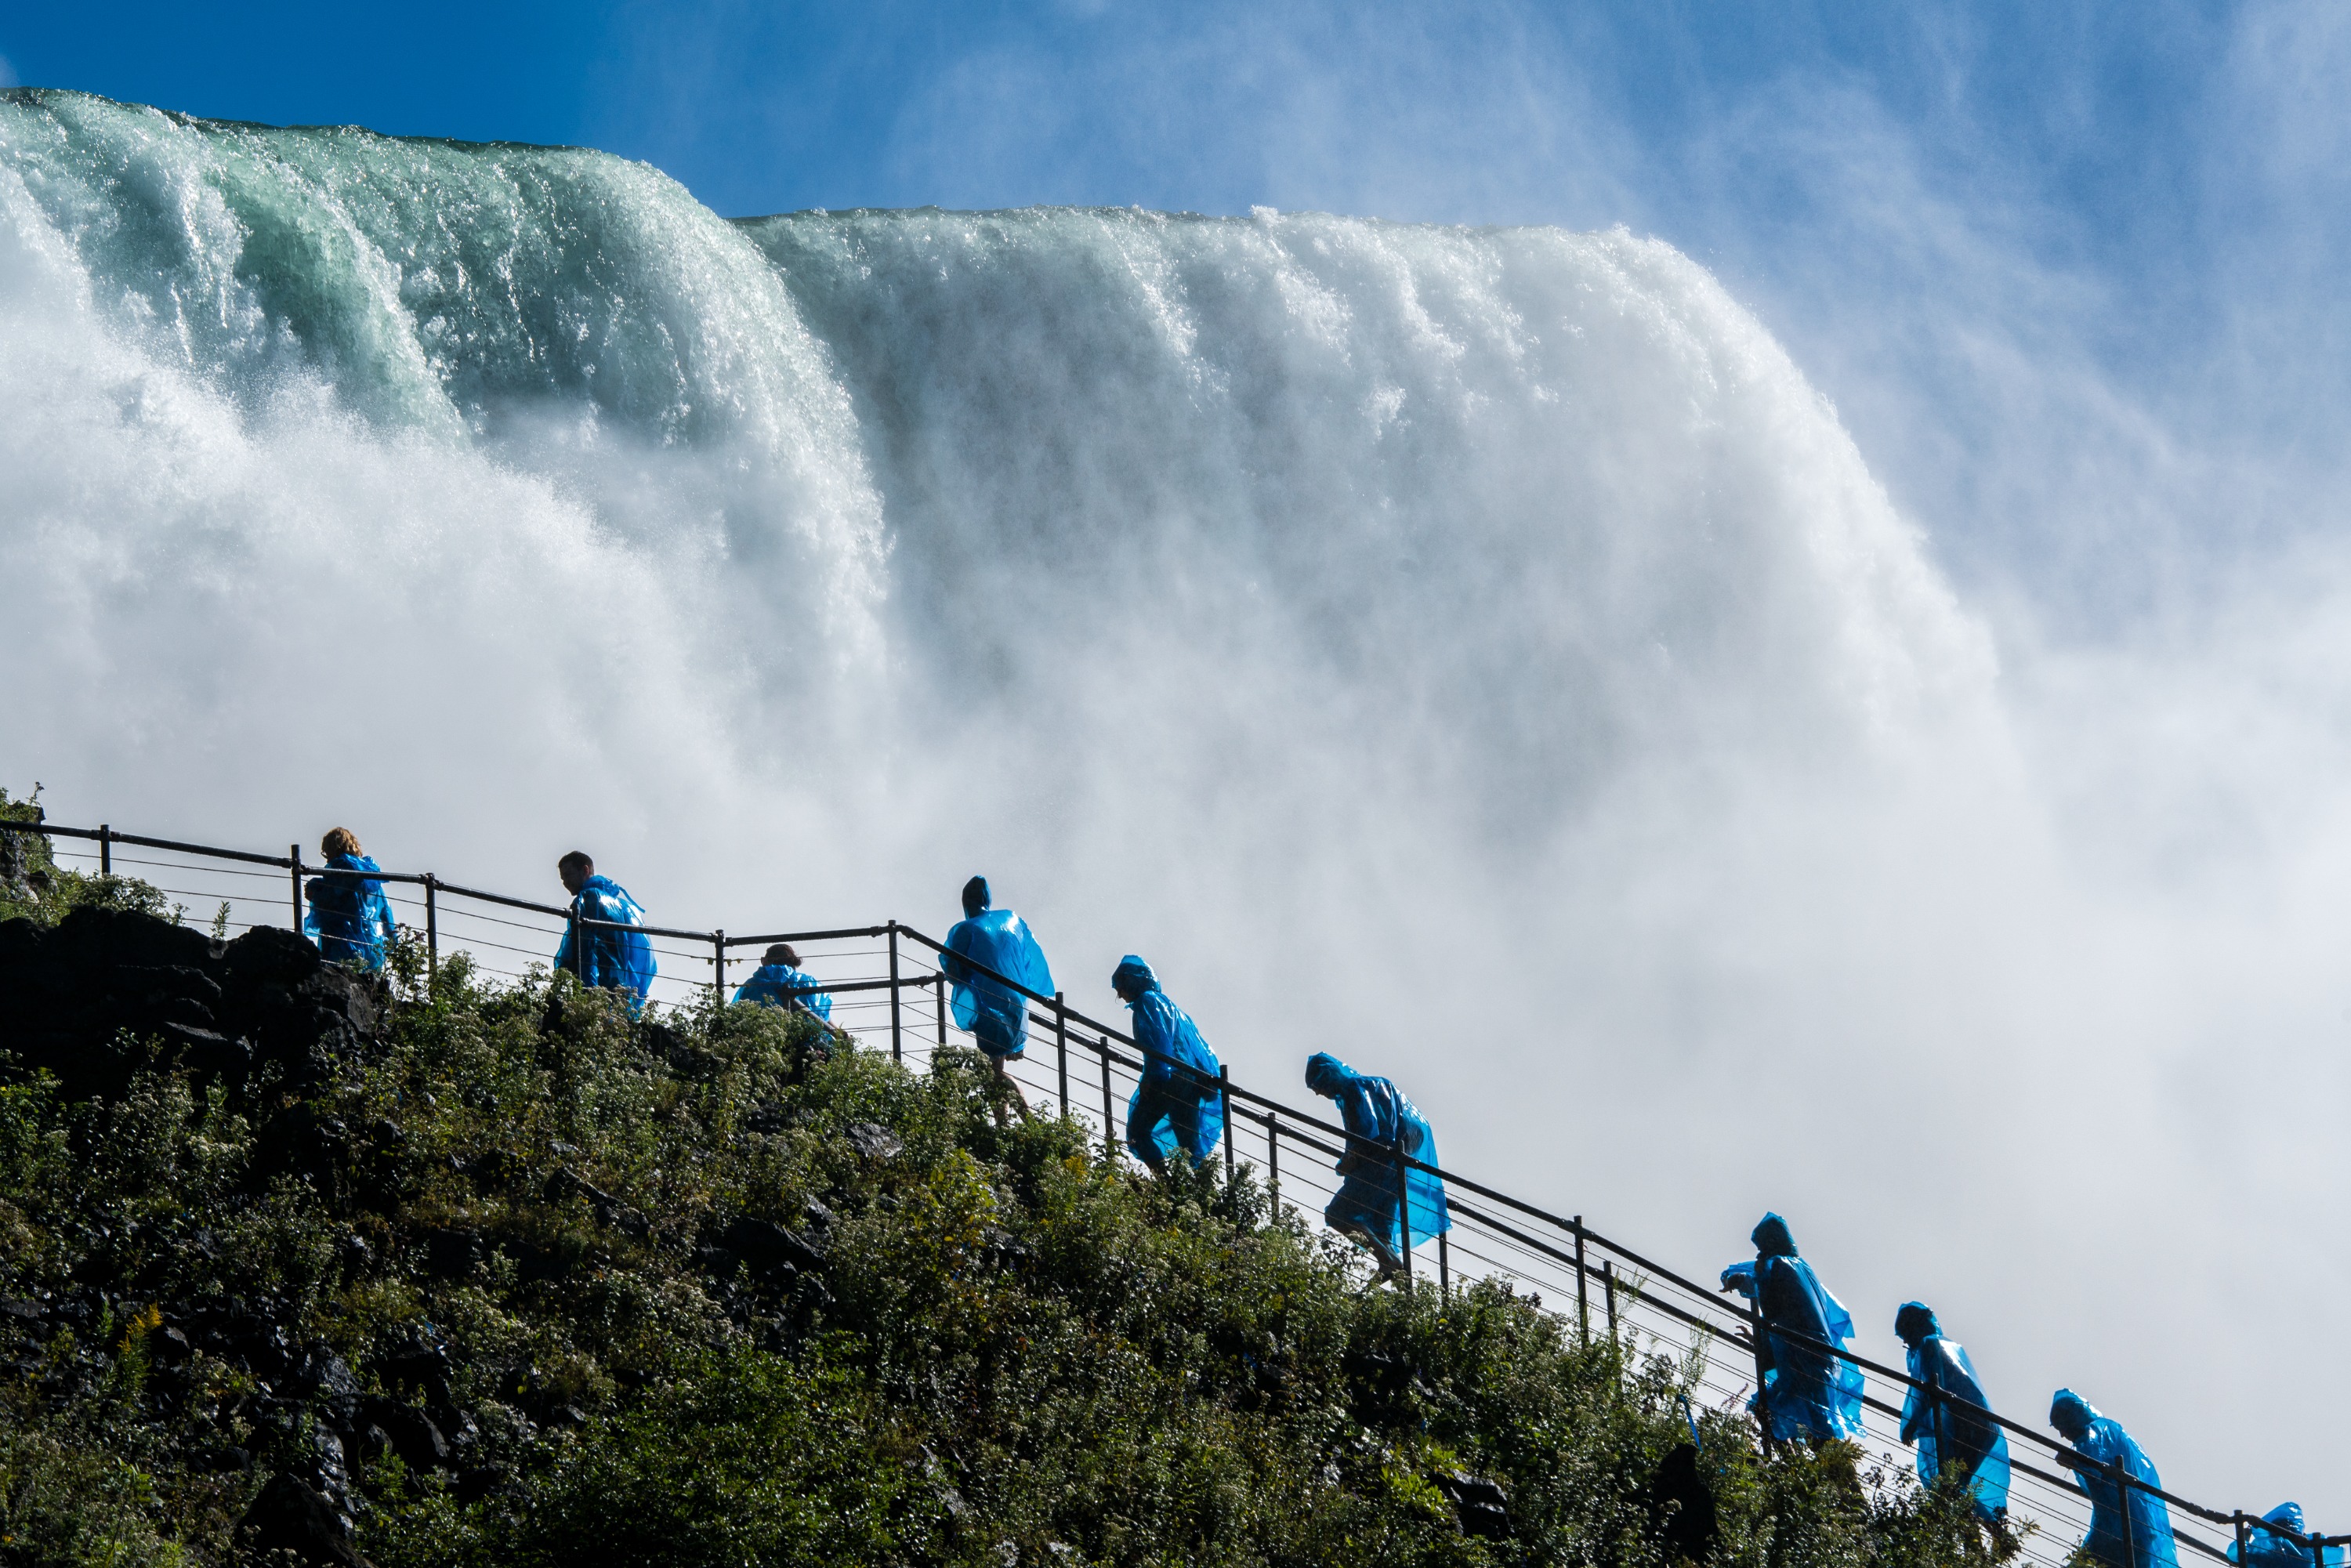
[
  {"x1": 1895, "y1": 1303, "x2": 2010, "y2": 1522},
  {"x1": 554, "y1": 875, "x2": 655, "y2": 1001},
  {"x1": 303, "y1": 853, "x2": 397, "y2": 972},
  {"x1": 2233, "y1": 1504, "x2": 2344, "y2": 1568},
  {"x1": 941, "y1": 877, "x2": 1053, "y2": 1059},
  {"x1": 734, "y1": 962, "x2": 833, "y2": 1022},
  {"x1": 2051, "y1": 1390, "x2": 2179, "y2": 1568},
  {"x1": 1114, "y1": 955, "x2": 1223, "y2": 1169},
  {"x1": 1306, "y1": 1052, "x2": 1450, "y2": 1254},
  {"x1": 1719, "y1": 1215, "x2": 1866, "y2": 1444}
]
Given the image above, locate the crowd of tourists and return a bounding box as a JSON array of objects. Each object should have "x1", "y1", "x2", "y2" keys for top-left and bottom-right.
[{"x1": 299, "y1": 828, "x2": 2326, "y2": 1568}]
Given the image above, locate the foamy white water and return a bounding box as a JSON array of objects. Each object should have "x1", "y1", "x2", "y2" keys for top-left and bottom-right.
[{"x1": 4, "y1": 88, "x2": 2347, "y2": 1516}]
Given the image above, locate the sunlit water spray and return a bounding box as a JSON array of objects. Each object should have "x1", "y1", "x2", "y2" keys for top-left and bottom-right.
[{"x1": 5, "y1": 87, "x2": 2348, "y2": 1515}]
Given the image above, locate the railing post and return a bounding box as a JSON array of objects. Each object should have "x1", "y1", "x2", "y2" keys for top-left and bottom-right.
[
  {"x1": 2114, "y1": 1454, "x2": 2133, "y2": 1568},
  {"x1": 1925, "y1": 1361, "x2": 1943, "y2": 1497},
  {"x1": 1392, "y1": 1132, "x2": 1412, "y2": 1284},
  {"x1": 934, "y1": 973, "x2": 946, "y2": 1045},
  {"x1": 424, "y1": 873, "x2": 438, "y2": 984},
  {"x1": 289, "y1": 844, "x2": 302, "y2": 931},
  {"x1": 1749, "y1": 1290, "x2": 1772, "y2": 1453},
  {"x1": 2312, "y1": 1526, "x2": 2326, "y2": 1568},
  {"x1": 886, "y1": 921, "x2": 902, "y2": 1063},
  {"x1": 2235, "y1": 1514, "x2": 2249, "y2": 1568},
  {"x1": 1220, "y1": 1064, "x2": 1235, "y2": 1182},
  {"x1": 1266, "y1": 1111, "x2": 1280, "y2": 1210},
  {"x1": 712, "y1": 929, "x2": 726, "y2": 1002},
  {"x1": 1438, "y1": 1225, "x2": 1449, "y2": 1296},
  {"x1": 98, "y1": 824, "x2": 110, "y2": 876},
  {"x1": 1099, "y1": 1037, "x2": 1114, "y2": 1160},
  {"x1": 1054, "y1": 993, "x2": 1068, "y2": 1115},
  {"x1": 1574, "y1": 1215, "x2": 1588, "y2": 1344},
  {"x1": 1603, "y1": 1258, "x2": 1617, "y2": 1339}
]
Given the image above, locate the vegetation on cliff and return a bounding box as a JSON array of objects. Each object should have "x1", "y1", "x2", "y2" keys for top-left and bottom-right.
[{"x1": 0, "y1": 818, "x2": 2001, "y2": 1567}]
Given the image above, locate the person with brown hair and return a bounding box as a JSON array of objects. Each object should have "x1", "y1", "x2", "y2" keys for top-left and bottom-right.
[
  {"x1": 552, "y1": 851, "x2": 654, "y2": 1003},
  {"x1": 734, "y1": 943, "x2": 832, "y2": 1022}
]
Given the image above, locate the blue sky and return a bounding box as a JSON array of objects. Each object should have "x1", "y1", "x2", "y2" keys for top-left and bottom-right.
[{"x1": 5, "y1": 0, "x2": 2347, "y2": 617}]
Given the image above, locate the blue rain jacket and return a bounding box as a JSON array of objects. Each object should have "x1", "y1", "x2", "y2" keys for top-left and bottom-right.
[
  {"x1": 2052, "y1": 1390, "x2": 2179, "y2": 1568},
  {"x1": 734, "y1": 962, "x2": 832, "y2": 1022},
  {"x1": 303, "y1": 853, "x2": 397, "y2": 972},
  {"x1": 554, "y1": 875, "x2": 655, "y2": 1001},
  {"x1": 2233, "y1": 1504, "x2": 2344, "y2": 1568},
  {"x1": 1115, "y1": 956, "x2": 1223, "y2": 1168},
  {"x1": 1895, "y1": 1305, "x2": 2009, "y2": 1522},
  {"x1": 1306, "y1": 1052, "x2": 1450, "y2": 1253},
  {"x1": 1720, "y1": 1215, "x2": 1866, "y2": 1443},
  {"x1": 943, "y1": 883, "x2": 1052, "y2": 1059}
]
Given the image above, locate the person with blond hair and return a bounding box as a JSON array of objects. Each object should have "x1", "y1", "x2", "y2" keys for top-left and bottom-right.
[{"x1": 303, "y1": 827, "x2": 397, "y2": 970}]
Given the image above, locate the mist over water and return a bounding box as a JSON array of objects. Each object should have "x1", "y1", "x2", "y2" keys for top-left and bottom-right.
[{"x1": 4, "y1": 89, "x2": 2346, "y2": 1513}]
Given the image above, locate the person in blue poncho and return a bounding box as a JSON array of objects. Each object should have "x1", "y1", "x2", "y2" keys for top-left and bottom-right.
[
  {"x1": 2233, "y1": 1503, "x2": 2343, "y2": 1568},
  {"x1": 303, "y1": 827, "x2": 398, "y2": 971},
  {"x1": 943, "y1": 875, "x2": 1052, "y2": 1058},
  {"x1": 1111, "y1": 955, "x2": 1223, "y2": 1171},
  {"x1": 1719, "y1": 1214, "x2": 1866, "y2": 1445},
  {"x1": 1894, "y1": 1302, "x2": 2009, "y2": 1525},
  {"x1": 1305, "y1": 1052, "x2": 1450, "y2": 1282},
  {"x1": 2049, "y1": 1389, "x2": 2179, "y2": 1568},
  {"x1": 553, "y1": 851, "x2": 654, "y2": 1005},
  {"x1": 734, "y1": 943, "x2": 832, "y2": 1023}
]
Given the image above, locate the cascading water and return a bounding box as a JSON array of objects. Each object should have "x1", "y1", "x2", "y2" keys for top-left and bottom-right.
[{"x1": 6, "y1": 88, "x2": 2346, "y2": 1509}]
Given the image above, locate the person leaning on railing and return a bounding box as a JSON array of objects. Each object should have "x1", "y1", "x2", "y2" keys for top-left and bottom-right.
[
  {"x1": 1304, "y1": 1052, "x2": 1449, "y2": 1283},
  {"x1": 1894, "y1": 1302, "x2": 2010, "y2": 1526},
  {"x1": 2050, "y1": 1389, "x2": 2179, "y2": 1568},
  {"x1": 1719, "y1": 1213, "x2": 1867, "y2": 1446},
  {"x1": 302, "y1": 827, "x2": 397, "y2": 971},
  {"x1": 1110, "y1": 954, "x2": 1223, "y2": 1172},
  {"x1": 553, "y1": 851, "x2": 654, "y2": 1007}
]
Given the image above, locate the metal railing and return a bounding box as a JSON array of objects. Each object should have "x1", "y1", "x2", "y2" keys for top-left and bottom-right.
[{"x1": 1, "y1": 813, "x2": 2336, "y2": 1565}]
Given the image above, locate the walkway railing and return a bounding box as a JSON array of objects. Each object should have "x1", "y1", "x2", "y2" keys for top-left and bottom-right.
[{"x1": 1, "y1": 814, "x2": 2336, "y2": 1567}]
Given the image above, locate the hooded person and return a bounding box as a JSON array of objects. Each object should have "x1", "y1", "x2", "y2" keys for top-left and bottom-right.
[
  {"x1": 2232, "y1": 1504, "x2": 2344, "y2": 1568},
  {"x1": 552, "y1": 851, "x2": 655, "y2": 1005},
  {"x1": 1894, "y1": 1302, "x2": 2010, "y2": 1524},
  {"x1": 734, "y1": 943, "x2": 832, "y2": 1023},
  {"x1": 302, "y1": 827, "x2": 398, "y2": 972},
  {"x1": 2049, "y1": 1389, "x2": 2179, "y2": 1568},
  {"x1": 941, "y1": 876, "x2": 1053, "y2": 1060},
  {"x1": 1111, "y1": 955, "x2": 1223, "y2": 1171},
  {"x1": 1305, "y1": 1052, "x2": 1450, "y2": 1281},
  {"x1": 1719, "y1": 1214, "x2": 1865, "y2": 1444}
]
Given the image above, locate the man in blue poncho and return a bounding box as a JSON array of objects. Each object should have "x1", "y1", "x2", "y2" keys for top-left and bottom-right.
[
  {"x1": 1894, "y1": 1302, "x2": 2009, "y2": 1525},
  {"x1": 1305, "y1": 1052, "x2": 1450, "y2": 1282},
  {"x1": 303, "y1": 827, "x2": 398, "y2": 971},
  {"x1": 2050, "y1": 1389, "x2": 2179, "y2": 1568},
  {"x1": 943, "y1": 876, "x2": 1052, "y2": 1056},
  {"x1": 1719, "y1": 1213, "x2": 1865, "y2": 1444},
  {"x1": 734, "y1": 943, "x2": 832, "y2": 1023},
  {"x1": 2233, "y1": 1503, "x2": 2343, "y2": 1568},
  {"x1": 1111, "y1": 955, "x2": 1223, "y2": 1171},
  {"x1": 553, "y1": 851, "x2": 654, "y2": 1005},
  {"x1": 944, "y1": 876, "x2": 1053, "y2": 1123}
]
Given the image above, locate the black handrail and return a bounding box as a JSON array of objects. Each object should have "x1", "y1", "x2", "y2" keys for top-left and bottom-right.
[{"x1": 0, "y1": 813, "x2": 2325, "y2": 1548}]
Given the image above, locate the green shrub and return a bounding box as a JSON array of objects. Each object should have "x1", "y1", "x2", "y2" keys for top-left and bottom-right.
[{"x1": 0, "y1": 933, "x2": 2003, "y2": 1568}]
